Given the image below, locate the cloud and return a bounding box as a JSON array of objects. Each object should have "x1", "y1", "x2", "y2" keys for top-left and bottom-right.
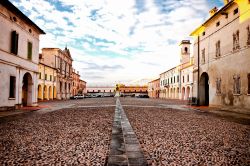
[{"x1": 10, "y1": 0, "x2": 224, "y2": 86}]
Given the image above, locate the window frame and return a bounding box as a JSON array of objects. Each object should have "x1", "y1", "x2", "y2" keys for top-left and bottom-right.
[{"x1": 9, "y1": 76, "x2": 16, "y2": 99}]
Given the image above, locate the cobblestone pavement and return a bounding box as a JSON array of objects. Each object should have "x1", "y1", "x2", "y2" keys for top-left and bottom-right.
[
  {"x1": 122, "y1": 100, "x2": 250, "y2": 165},
  {"x1": 0, "y1": 98, "x2": 115, "y2": 165},
  {"x1": 0, "y1": 97, "x2": 249, "y2": 165}
]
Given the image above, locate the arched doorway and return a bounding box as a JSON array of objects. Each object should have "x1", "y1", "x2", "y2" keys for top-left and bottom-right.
[
  {"x1": 22, "y1": 72, "x2": 33, "y2": 106},
  {"x1": 187, "y1": 86, "x2": 190, "y2": 100},
  {"x1": 200, "y1": 72, "x2": 209, "y2": 106},
  {"x1": 44, "y1": 85, "x2": 48, "y2": 100},
  {"x1": 38, "y1": 84, "x2": 42, "y2": 100},
  {"x1": 182, "y1": 87, "x2": 185, "y2": 100},
  {"x1": 53, "y1": 86, "x2": 56, "y2": 99},
  {"x1": 177, "y1": 87, "x2": 179, "y2": 99},
  {"x1": 49, "y1": 86, "x2": 53, "y2": 99}
]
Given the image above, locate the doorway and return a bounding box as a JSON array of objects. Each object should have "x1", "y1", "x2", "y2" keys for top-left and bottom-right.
[
  {"x1": 22, "y1": 72, "x2": 33, "y2": 106},
  {"x1": 199, "y1": 72, "x2": 209, "y2": 106}
]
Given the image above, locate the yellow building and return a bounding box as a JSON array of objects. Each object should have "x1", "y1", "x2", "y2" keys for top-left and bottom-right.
[{"x1": 38, "y1": 55, "x2": 57, "y2": 100}]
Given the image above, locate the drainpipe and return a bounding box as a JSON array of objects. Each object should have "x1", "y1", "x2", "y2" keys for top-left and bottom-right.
[{"x1": 197, "y1": 35, "x2": 200, "y2": 106}]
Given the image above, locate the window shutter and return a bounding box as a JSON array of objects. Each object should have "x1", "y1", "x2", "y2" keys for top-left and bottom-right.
[
  {"x1": 11, "y1": 31, "x2": 16, "y2": 54},
  {"x1": 27, "y1": 42, "x2": 32, "y2": 60}
]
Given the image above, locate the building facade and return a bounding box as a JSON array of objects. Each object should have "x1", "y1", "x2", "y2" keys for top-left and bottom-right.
[
  {"x1": 79, "y1": 79, "x2": 87, "y2": 95},
  {"x1": 191, "y1": 0, "x2": 250, "y2": 108},
  {"x1": 41, "y1": 47, "x2": 73, "y2": 100},
  {"x1": 148, "y1": 78, "x2": 160, "y2": 98},
  {"x1": 72, "y1": 69, "x2": 80, "y2": 96},
  {"x1": 159, "y1": 40, "x2": 194, "y2": 100},
  {"x1": 37, "y1": 58, "x2": 57, "y2": 100},
  {"x1": 0, "y1": 0, "x2": 45, "y2": 110},
  {"x1": 87, "y1": 87, "x2": 115, "y2": 96}
]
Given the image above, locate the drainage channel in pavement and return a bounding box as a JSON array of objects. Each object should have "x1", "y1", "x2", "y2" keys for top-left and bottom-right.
[{"x1": 107, "y1": 98, "x2": 148, "y2": 166}]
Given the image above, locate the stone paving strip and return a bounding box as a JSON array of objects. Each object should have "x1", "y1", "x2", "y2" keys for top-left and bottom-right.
[{"x1": 108, "y1": 98, "x2": 148, "y2": 166}]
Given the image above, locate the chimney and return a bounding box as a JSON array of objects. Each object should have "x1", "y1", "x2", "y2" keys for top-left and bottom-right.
[{"x1": 209, "y1": 7, "x2": 218, "y2": 16}]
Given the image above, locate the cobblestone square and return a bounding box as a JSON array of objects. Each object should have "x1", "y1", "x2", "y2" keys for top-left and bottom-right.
[{"x1": 0, "y1": 98, "x2": 249, "y2": 165}]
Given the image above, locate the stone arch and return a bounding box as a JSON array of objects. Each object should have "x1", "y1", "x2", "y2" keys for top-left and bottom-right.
[
  {"x1": 200, "y1": 72, "x2": 209, "y2": 106},
  {"x1": 44, "y1": 85, "x2": 48, "y2": 100},
  {"x1": 186, "y1": 86, "x2": 191, "y2": 100},
  {"x1": 49, "y1": 86, "x2": 53, "y2": 99},
  {"x1": 38, "y1": 84, "x2": 43, "y2": 100},
  {"x1": 53, "y1": 86, "x2": 56, "y2": 99},
  {"x1": 182, "y1": 87, "x2": 185, "y2": 100},
  {"x1": 22, "y1": 72, "x2": 33, "y2": 106}
]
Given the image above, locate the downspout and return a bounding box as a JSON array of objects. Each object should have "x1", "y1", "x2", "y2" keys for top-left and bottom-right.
[{"x1": 197, "y1": 35, "x2": 200, "y2": 106}]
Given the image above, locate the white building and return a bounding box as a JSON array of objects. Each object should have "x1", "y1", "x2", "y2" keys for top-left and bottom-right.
[
  {"x1": 191, "y1": 0, "x2": 250, "y2": 108},
  {"x1": 0, "y1": 0, "x2": 45, "y2": 110}
]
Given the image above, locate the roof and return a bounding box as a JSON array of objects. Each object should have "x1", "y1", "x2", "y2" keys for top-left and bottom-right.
[
  {"x1": 0, "y1": 0, "x2": 45, "y2": 34},
  {"x1": 190, "y1": 1, "x2": 235, "y2": 36},
  {"x1": 149, "y1": 78, "x2": 160, "y2": 83}
]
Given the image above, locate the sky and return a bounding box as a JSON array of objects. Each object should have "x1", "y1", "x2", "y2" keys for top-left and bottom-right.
[{"x1": 10, "y1": 0, "x2": 224, "y2": 86}]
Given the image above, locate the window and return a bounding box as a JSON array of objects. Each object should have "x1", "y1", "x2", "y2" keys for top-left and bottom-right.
[
  {"x1": 39, "y1": 72, "x2": 41, "y2": 79},
  {"x1": 10, "y1": 31, "x2": 19, "y2": 55},
  {"x1": 171, "y1": 77, "x2": 172, "y2": 84},
  {"x1": 54, "y1": 76, "x2": 56, "y2": 82},
  {"x1": 184, "y1": 47, "x2": 188, "y2": 53},
  {"x1": 27, "y1": 41, "x2": 32, "y2": 60},
  {"x1": 201, "y1": 48, "x2": 205, "y2": 64},
  {"x1": 233, "y1": 74, "x2": 241, "y2": 94},
  {"x1": 247, "y1": 26, "x2": 250, "y2": 46},
  {"x1": 187, "y1": 75, "x2": 189, "y2": 82},
  {"x1": 216, "y1": 21, "x2": 220, "y2": 27},
  {"x1": 216, "y1": 40, "x2": 221, "y2": 57},
  {"x1": 50, "y1": 75, "x2": 52, "y2": 81},
  {"x1": 177, "y1": 76, "x2": 179, "y2": 82},
  {"x1": 248, "y1": 74, "x2": 250, "y2": 94},
  {"x1": 45, "y1": 74, "x2": 47, "y2": 80},
  {"x1": 183, "y1": 76, "x2": 185, "y2": 83},
  {"x1": 216, "y1": 78, "x2": 222, "y2": 94},
  {"x1": 233, "y1": 30, "x2": 240, "y2": 51},
  {"x1": 234, "y1": 8, "x2": 238, "y2": 15},
  {"x1": 174, "y1": 77, "x2": 175, "y2": 83},
  {"x1": 202, "y1": 31, "x2": 205, "y2": 36},
  {"x1": 9, "y1": 76, "x2": 16, "y2": 98}
]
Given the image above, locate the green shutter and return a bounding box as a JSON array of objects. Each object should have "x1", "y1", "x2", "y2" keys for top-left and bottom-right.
[{"x1": 27, "y1": 42, "x2": 32, "y2": 60}]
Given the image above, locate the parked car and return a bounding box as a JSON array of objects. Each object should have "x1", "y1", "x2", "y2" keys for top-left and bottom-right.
[
  {"x1": 70, "y1": 95, "x2": 84, "y2": 99},
  {"x1": 136, "y1": 94, "x2": 149, "y2": 98}
]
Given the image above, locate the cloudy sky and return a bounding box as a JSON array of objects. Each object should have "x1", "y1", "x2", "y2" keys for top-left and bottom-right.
[{"x1": 11, "y1": 0, "x2": 223, "y2": 86}]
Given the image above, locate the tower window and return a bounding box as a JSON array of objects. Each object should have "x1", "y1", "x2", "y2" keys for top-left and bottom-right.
[
  {"x1": 27, "y1": 41, "x2": 32, "y2": 60},
  {"x1": 184, "y1": 47, "x2": 188, "y2": 53}
]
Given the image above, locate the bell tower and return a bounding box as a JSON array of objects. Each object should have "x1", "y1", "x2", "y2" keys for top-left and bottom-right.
[{"x1": 180, "y1": 40, "x2": 191, "y2": 64}]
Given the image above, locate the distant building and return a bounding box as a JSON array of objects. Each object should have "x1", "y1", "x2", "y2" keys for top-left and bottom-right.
[
  {"x1": 79, "y1": 79, "x2": 87, "y2": 95},
  {"x1": 190, "y1": 0, "x2": 250, "y2": 108},
  {"x1": 159, "y1": 40, "x2": 194, "y2": 100},
  {"x1": 41, "y1": 47, "x2": 73, "y2": 100},
  {"x1": 119, "y1": 85, "x2": 148, "y2": 96},
  {"x1": 148, "y1": 78, "x2": 160, "y2": 98},
  {"x1": 38, "y1": 56, "x2": 57, "y2": 100},
  {"x1": 87, "y1": 87, "x2": 115, "y2": 96},
  {"x1": 0, "y1": 0, "x2": 45, "y2": 110},
  {"x1": 72, "y1": 69, "x2": 80, "y2": 96}
]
